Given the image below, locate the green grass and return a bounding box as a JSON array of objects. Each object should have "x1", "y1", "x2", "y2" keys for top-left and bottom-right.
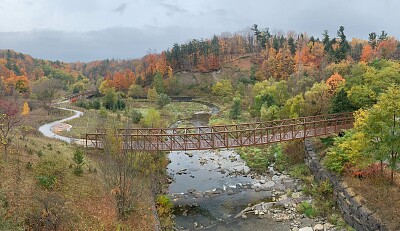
[
  {"x1": 163, "y1": 102, "x2": 210, "y2": 121},
  {"x1": 60, "y1": 110, "x2": 105, "y2": 138},
  {"x1": 62, "y1": 100, "x2": 213, "y2": 139}
]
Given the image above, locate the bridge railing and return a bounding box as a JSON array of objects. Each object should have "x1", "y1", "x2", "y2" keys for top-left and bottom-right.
[
  {"x1": 85, "y1": 112, "x2": 354, "y2": 151},
  {"x1": 95, "y1": 112, "x2": 354, "y2": 134}
]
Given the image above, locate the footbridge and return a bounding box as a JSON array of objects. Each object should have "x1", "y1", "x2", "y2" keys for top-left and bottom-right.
[{"x1": 84, "y1": 112, "x2": 354, "y2": 151}]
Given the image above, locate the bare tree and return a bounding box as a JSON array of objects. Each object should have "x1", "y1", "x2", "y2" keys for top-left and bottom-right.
[
  {"x1": 100, "y1": 128, "x2": 147, "y2": 219},
  {"x1": 0, "y1": 99, "x2": 22, "y2": 157}
]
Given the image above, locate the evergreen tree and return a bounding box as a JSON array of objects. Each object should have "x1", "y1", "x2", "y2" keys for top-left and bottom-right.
[
  {"x1": 288, "y1": 37, "x2": 296, "y2": 55},
  {"x1": 378, "y1": 30, "x2": 388, "y2": 43},
  {"x1": 153, "y1": 72, "x2": 165, "y2": 94},
  {"x1": 335, "y1": 26, "x2": 350, "y2": 62},
  {"x1": 330, "y1": 89, "x2": 354, "y2": 113},
  {"x1": 368, "y1": 32, "x2": 377, "y2": 49},
  {"x1": 229, "y1": 97, "x2": 242, "y2": 119},
  {"x1": 322, "y1": 30, "x2": 331, "y2": 53}
]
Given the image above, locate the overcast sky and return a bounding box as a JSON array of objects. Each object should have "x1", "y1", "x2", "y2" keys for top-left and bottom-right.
[{"x1": 0, "y1": 0, "x2": 398, "y2": 62}]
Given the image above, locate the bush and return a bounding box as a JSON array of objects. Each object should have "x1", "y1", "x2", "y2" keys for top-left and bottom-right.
[
  {"x1": 237, "y1": 146, "x2": 276, "y2": 173},
  {"x1": 37, "y1": 176, "x2": 57, "y2": 189},
  {"x1": 156, "y1": 195, "x2": 174, "y2": 229},
  {"x1": 130, "y1": 109, "x2": 143, "y2": 124},
  {"x1": 26, "y1": 193, "x2": 71, "y2": 230},
  {"x1": 282, "y1": 140, "x2": 305, "y2": 166},
  {"x1": 229, "y1": 97, "x2": 241, "y2": 119},
  {"x1": 116, "y1": 98, "x2": 126, "y2": 110},
  {"x1": 156, "y1": 93, "x2": 171, "y2": 108},
  {"x1": 91, "y1": 99, "x2": 101, "y2": 109},
  {"x1": 73, "y1": 148, "x2": 85, "y2": 176},
  {"x1": 35, "y1": 154, "x2": 68, "y2": 190},
  {"x1": 296, "y1": 201, "x2": 316, "y2": 218}
]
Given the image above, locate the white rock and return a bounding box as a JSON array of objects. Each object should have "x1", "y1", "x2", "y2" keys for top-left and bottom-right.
[
  {"x1": 264, "y1": 181, "x2": 276, "y2": 188},
  {"x1": 278, "y1": 194, "x2": 288, "y2": 201},
  {"x1": 323, "y1": 223, "x2": 335, "y2": 230},
  {"x1": 313, "y1": 224, "x2": 324, "y2": 231},
  {"x1": 292, "y1": 192, "x2": 303, "y2": 199},
  {"x1": 298, "y1": 227, "x2": 313, "y2": 231}
]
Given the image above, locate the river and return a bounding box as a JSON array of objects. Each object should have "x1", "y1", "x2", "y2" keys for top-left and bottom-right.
[
  {"x1": 38, "y1": 102, "x2": 333, "y2": 231},
  {"x1": 166, "y1": 103, "x2": 321, "y2": 231}
]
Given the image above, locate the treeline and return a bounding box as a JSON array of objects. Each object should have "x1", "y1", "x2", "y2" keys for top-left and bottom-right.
[{"x1": 1, "y1": 25, "x2": 400, "y2": 101}]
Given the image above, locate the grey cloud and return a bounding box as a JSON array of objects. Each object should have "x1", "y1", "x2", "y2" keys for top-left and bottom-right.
[
  {"x1": 160, "y1": 2, "x2": 187, "y2": 16},
  {"x1": 112, "y1": 3, "x2": 127, "y2": 15},
  {"x1": 0, "y1": 27, "x2": 209, "y2": 62}
]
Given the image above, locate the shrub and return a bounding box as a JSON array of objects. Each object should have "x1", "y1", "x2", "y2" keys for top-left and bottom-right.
[
  {"x1": 37, "y1": 176, "x2": 57, "y2": 189},
  {"x1": 296, "y1": 201, "x2": 316, "y2": 218},
  {"x1": 37, "y1": 150, "x2": 43, "y2": 158},
  {"x1": 73, "y1": 148, "x2": 85, "y2": 176},
  {"x1": 130, "y1": 109, "x2": 143, "y2": 124},
  {"x1": 26, "y1": 193, "x2": 71, "y2": 230},
  {"x1": 156, "y1": 195, "x2": 174, "y2": 229},
  {"x1": 35, "y1": 154, "x2": 68, "y2": 190},
  {"x1": 237, "y1": 146, "x2": 276, "y2": 173},
  {"x1": 156, "y1": 93, "x2": 171, "y2": 108}
]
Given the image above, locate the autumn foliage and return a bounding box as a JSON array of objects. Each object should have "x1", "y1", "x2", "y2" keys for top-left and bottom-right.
[{"x1": 326, "y1": 73, "x2": 345, "y2": 95}]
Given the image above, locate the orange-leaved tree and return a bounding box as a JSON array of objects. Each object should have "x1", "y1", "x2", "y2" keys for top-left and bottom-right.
[{"x1": 326, "y1": 73, "x2": 345, "y2": 95}]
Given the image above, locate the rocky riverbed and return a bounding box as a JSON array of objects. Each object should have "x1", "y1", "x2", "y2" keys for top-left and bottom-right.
[{"x1": 167, "y1": 149, "x2": 340, "y2": 231}]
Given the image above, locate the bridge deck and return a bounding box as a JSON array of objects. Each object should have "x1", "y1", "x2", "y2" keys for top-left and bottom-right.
[{"x1": 85, "y1": 112, "x2": 354, "y2": 151}]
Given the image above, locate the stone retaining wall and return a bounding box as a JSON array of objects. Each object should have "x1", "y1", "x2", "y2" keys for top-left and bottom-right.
[{"x1": 304, "y1": 139, "x2": 388, "y2": 231}]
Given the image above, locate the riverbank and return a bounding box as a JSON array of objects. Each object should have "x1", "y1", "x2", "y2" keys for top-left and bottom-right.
[{"x1": 167, "y1": 146, "x2": 344, "y2": 231}]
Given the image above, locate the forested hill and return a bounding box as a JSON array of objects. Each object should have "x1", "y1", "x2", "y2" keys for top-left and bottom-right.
[{"x1": 0, "y1": 25, "x2": 399, "y2": 98}]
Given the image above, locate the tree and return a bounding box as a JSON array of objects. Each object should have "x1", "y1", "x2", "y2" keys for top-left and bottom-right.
[
  {"x1": 211, "y1": 80, "x2": 233, "y2": 99},
  {"x1": 356, "y1": 86, "x2": 400, "y2": 182},
  {"x1": 21, "y1": 102, "x2": 30, "y2": 116},
  {"x1": 15, "y1": 76, "x2": 30, "y2": 94},
  {"x1": 260, "y1": 105, "x2": 280, "y2": 121},
  {"x1": 330, "y1": 88, "x2": 355, "y2": 113},
  {"x1": 304, "y1": 82, "x2": 331, "y2": 116},
  {"x1": 0, "y1": 100, "x2": 21, "y2": 157},
  {"x1": 360, "y1": 44, "x2": 374, "y2": 62},
  {"x1": 156, "y1": 93, "x2": 171, "y2": 108},
  {"x1": 128, "y1": 84, "x2": 145, "y2": 99},
  {"x1": 147, "y1": 87, "x2": 158, "y2": 102},
  {"x1": 326, "y1": 73, "x2": 345, "y2": 95},
  {"x1": 100, "y1": 129, "x2": 146, "y2": 219},
  {"x1": 103, "y1": 88, "x2": 117, "y2": 110},
  {"x1": 347, "y1": 85, "x2": 376, "y2": 109},
  {"x1": 368, "y1": 32, "x2": 377, "y2": 49},
  {"x1": 152, "y1": 72, "x2": 165, "y2": 94},
  {"x1": 142, "y1": 109, "x2": 162, "y2": 128},
  {"x1": 281, "y1": 94, "x2": 305, "y2": 118},
  {"x1": 19, "y1": 125, "x2": 32, "y2": 141},
  {"x1": 32, "y1": 78, "x2": 62, "y2": 114},
  {"x1": 73, "y1": 148, "x2": 85, "y2": 176},
  {"x1": 333, "y1": 26, "x2": 350, "y2": 62},
  {"x1": 229, "y1": 97, "x2": 241, "y2": 119},
  {"x1": 376, "y1": 37, "x2": 397, "y2": 59},
  {"x1": 129, "y1": 109, "x2": 143, "y2": 124}
]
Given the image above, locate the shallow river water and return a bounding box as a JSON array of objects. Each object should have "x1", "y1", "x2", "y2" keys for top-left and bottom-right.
[
  {"x1": 38, "y1": 102, "x2": 332, "y2": 231},
  {"x1": 166, "y1": 104, "x2": 303, "y2": 231}
]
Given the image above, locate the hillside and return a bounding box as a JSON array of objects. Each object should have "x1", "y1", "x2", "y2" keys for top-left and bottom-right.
[{"x1": 1, "y1": 25, "x2": 400, "y2": 230}]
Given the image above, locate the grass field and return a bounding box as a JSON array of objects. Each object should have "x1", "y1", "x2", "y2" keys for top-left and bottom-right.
[{"x1": 61, "y1": 101, "x2": 212, "y2": 138}]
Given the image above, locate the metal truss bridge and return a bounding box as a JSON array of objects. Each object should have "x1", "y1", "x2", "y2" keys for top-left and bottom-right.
[{"x1": 85, "y1": 112, "x2": 354, "y2": 151}]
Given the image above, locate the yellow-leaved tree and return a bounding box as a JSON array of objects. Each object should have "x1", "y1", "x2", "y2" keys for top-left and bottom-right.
[{"x1": 21, "y1": 102, "x2": 30, "y2": 116}]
